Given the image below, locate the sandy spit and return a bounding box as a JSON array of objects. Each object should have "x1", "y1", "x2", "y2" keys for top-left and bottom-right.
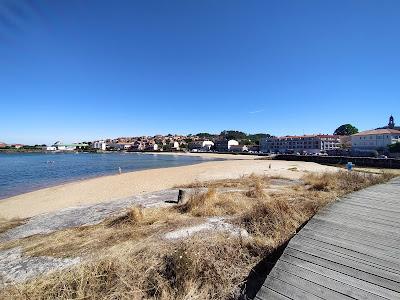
[{"x1": 0, "y1": 153, "x2": 337, "y2": 219}]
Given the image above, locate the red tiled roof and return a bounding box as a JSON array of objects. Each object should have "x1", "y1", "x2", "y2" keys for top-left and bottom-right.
[
  {"x1": 274, "y1": 134, "x2": 340, "y2": 139},
  {"x1": 352, "y1": 129, "x2": 400, "y2": 136}
]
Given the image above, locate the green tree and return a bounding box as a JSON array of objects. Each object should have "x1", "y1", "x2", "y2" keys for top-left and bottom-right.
[
  {"x1": 389, "y1": 142, "x2": 400, "y2": 153},
  {"x1": 334, "y1": 124, "x2": 359, "y2": 135},
  {"x1": 220, "y1": 130, "x2": 247, "y2": 140},
  {"x1": 248, "y1": 133, "x2": 271, "y2": 144},
  {"x1": 196, "y1": 133, "x2": 214, "y2": 138}
]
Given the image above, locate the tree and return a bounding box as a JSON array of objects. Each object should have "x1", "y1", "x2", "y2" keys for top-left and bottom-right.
[
  {"x1": 334, "y1": 124, "x2": 359, "y2": 136},
  {"x1": 248, "y1": 133, "x2": 271, "y2": 145},
  {"x1": 389, "y1": 142, "x2": 400, "y2": 153},
  {"x1": 196, "y1": 132, "x2": 214, "y2": 138},
  {"x1": 220, "y1": 130, "x2": 247, "y2": 140}
]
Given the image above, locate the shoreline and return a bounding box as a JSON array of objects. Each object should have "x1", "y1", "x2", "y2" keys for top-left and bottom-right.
[
  {"x1": 0, "y1": 152, "x2": 253, "y2": 201},
  {"x1": 0, "y1": 155, "x2": 338, "y2": 219},
  {"x1": 0, "y1": 152, "x2": 227, "y2": 201}
]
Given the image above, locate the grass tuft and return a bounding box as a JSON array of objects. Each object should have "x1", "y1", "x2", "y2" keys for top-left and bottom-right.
[
  {"x1": 0, "y1": 218, "x2": 25, "y2": 235},
  {"x1": 107, "y1": 206, "x2": 144, "y2": 227}
]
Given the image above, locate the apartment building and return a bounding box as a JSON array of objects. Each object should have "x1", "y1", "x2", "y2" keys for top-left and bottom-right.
[{"x1": 260, "y1": 135, "x2": 341, "y2": 154}]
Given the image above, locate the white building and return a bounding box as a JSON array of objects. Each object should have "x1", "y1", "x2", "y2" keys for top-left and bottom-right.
[
  {"x1": 131, "y1": 141, "x2": 145, "y2": 151},
  {"x1": 351, "y1": 129, "x2": 400, "y2": 150},
  {"x1": 229, "y1": 145, "x2": 248, "y2": 152},
  {"x1": 108, "y1": 143, "x2": 133, "y2": 150},
  {"x1": 188, "y1": 140, "x2": 214, "y2": 151},
  {"x1": 260, "y1": 135, "x2": 341, "y2": 154},
  {"x1": 144, "y1": 144, "x2": 158, "y2": 151},
  {"x1": 172, "y1": 141, "x2": 180, "y2": 150},
  {"x1": 42, "y1": 146, "x2": 56, "y2": 151},
  {"x1": 47, "y1": 141, "x2": 88, "y2": 151},
  {"x1": 214, "y1": 139, "x2": 239, "y2": 152},
  {"x1": 93, "y1": 141, "x2": 107, "y2": 151}
]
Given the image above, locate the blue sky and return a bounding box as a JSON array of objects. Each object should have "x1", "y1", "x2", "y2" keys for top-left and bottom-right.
[{"x1": 1, "y1": 0, "x2": 399, "y2": 145}]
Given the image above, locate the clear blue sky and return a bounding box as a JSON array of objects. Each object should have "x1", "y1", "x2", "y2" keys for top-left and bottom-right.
[{"x1": 1, "y1": 0, "x2": 399, "y2": 145}]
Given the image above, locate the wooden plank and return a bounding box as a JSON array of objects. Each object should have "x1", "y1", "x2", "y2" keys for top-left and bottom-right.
[
  {"x1": 333, "y1": 201, "x2": 400, "y2": 214},
  {"x1": 273, "y1": 259, "x2": 387, "y2": 299},
  {"x1": 262, "y1": 275, "x2": 323, "y2": 300},
  {"x1": 321, "y1": 202, "x2": 400, "y2": 220},
  {"x1": 342, "y1": 200, "x2": 400, "y2": 210},
  {"x1": 305, "y1": 218, "x2": 400, "y2": 245},
  {"x1": 327, "y1": 191, "x2": 398, "y2": 200},
  {"x1": 312, "y1": 214, "x2": 400, "y2": 235},
  {"x1": 322, "y1": 199, "x2": 400, "y2": 211},
  {"x1": 284, "y1": 247, "x2": 400, "y2": 292},
  {"x1": 280, "y1": 254, "x2": 400, "y2": 299},
  {"x1": 291, "y1": 234, "x2": 400, "y2": 274},
  {"x1": 315, "y1": 210, "x2": 400, "y2": 228},
  {"x1": 319, "y1": 204, "x2": 400, "y2": 222},
  {"x1": 286, "y1": 243, "x2": 400, "y2": 284},
  {"x1": 258, "y1": 179, "x2": 400, "y2": 299},
  {"x1": 255, "y1": 288, "x2": 291, "y2": 300},
  {"x1": 303, "y1": 219, "x2": 400, "y2": 248},
  {"x1": 296, "y1": 226, "x2": 400, "y2": 265},
  {"x1": 307, "y1": 218, "x2": 400, "y2": 246},
  {"x1": 268, "y1": 266, "x2": 351, "y2": 299}
]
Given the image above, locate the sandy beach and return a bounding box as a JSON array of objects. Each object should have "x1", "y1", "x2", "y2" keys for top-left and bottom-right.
[{"x1": 0, "y1": 153, "x2": 338, "y2": 219}]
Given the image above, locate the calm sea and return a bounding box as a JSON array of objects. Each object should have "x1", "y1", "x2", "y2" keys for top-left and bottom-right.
[{"x1": 0, "y1": 152, "x2": 215, "y2": 200}]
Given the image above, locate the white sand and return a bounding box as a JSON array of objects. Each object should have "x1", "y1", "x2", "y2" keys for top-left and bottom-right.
[{"x1": 0, "y1": 154, "x2": 338, "y2": 219}]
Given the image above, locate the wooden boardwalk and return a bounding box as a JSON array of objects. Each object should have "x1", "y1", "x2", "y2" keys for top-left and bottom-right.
[{"x1": 256, "y1": 177, "x2": 400, "y2": 300}]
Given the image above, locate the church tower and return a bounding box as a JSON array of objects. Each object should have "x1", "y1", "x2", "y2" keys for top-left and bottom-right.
[{"x1": 388, "y1": 115, "x2": 395, "y2": 129}]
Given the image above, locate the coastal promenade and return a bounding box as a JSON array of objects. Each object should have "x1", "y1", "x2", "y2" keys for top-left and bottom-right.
[{"x1": 256, "y1": 177, "x2": 400, "y2": 299}]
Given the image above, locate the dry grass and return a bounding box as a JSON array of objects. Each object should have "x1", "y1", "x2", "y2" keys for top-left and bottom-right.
[
  {"x1": 177, "y1": 188, "x2": 253, "y2": 217},
  {"x1": 245, "y1": 179, "x2": 268, "y2": 199},
  {"x1": 2, "y1": 235, "x2": 261, "y2": 300},
  {"x1": 0, "y1": 207, "x2": 193, "y2": 258},
  {"x1": 177, "y1": 173, "x2": 271, "y2": 189},
  {"x1": 0, "y1": 218, "x2": 25, "y2": 235},
  {"x1": 303, "y1": 170, "x2": 395, "y2": 194},
  {"x1": 1, "y1": 171, "x2": 396, "y2": 300}
]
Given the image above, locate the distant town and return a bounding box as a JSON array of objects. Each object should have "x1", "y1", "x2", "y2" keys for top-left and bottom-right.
[{"x1": 1, "y1": 115, "x2": 400, "y2": 158}]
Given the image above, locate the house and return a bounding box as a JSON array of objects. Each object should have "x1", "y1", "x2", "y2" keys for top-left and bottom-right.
[
  {"x1": 42, "y1": 146, "x2": 57, "y2": 151},
  {"x1": 0, "y1": 142, "x2": 7, "y2": 148},
  {"x1": 214, "y1": 139, "x2": 239, "y2": 152},
  {"x1": 229, "y1": 145, "x2": 248, "y2": 152},
  {"x1": 130, "y1": 141, "x2": 145, "y2": 151},
  {"x1": 351, "y1": 129, "x2": 400, "y2": 150},
  {"x1": 144, "y1": 143, "x2": 158, "y2": 151},
  {"x1": 113, "y1": 143, "x2": 133, "y2": 150},
  {"x1": 12, "y1": 144, "x2": 24, "y2": 149},
  {"x1": 171, "y1": 141, "x2": 180, "y2": 150},
  {"x1": 93, "y1": 140, "x2": 107, "y2": 151},
  {"x1": 260, "y1": 135, "x2": 341, "y2": 154},
  {"x1": 248, "y1": 145, "x2": 260, "y2": 152},
  {"x1": 188, "y1": 140, "x2": 214, "y2": 151},
  {"x1": 51, "y1": 141, "x2": 88, "y2": 151}
]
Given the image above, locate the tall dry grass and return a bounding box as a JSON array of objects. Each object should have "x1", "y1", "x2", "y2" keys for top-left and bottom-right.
[
  {"x1": 2, "y1": 235, "x2": 260, "y2": 300},
  {"x1": 303, "y1": 170, "x2": 395, "y2": 194},
  {"x1": 0, "y1": 218, "x2": 25, "y2": 235},
  {"x1": 0, "y1": 207, "x2": 192, "y2": 258},
  {"x1": 1, "y1": 171, "x2": 396, "y2": 300},
  {"x1": 177, "y1": 188, "x2": 252, "y2": 217},
  {"x1": 177, "y1": 173, "x2": 271, "y2": 189}
]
